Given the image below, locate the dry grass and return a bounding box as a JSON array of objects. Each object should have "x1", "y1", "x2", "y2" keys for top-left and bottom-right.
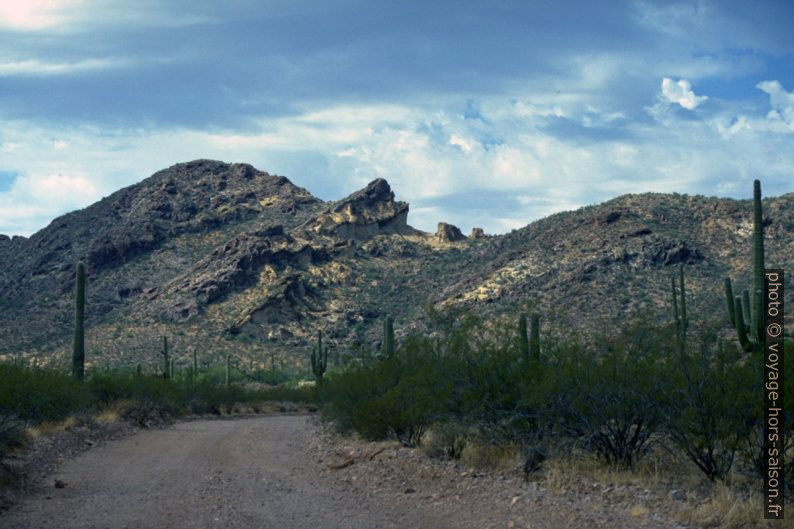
[
  {"x1": 459, "y1": 441, "x2": 521, "y2": 471},
  {"x1": 675, "y1": 482, "x2": 790, "y2": 529},
  {"x1": 541, "y1": 443, "x2": 707, "y2": 493},
  {"x1": 26, "y1": 416, "x2": 78, "y2": 438},
  {"x1": 629, "y1": 505, "x2": 650, "y2": 517},
  {"x1": 541, "y1": 449, "x2": 790, "y2": 529},
  {"x1": 94, "y1": 401, "x2": 134, "y2": 424},
  {"x1": 420, "y1": 425, "x2": 467, "y2": 459}
]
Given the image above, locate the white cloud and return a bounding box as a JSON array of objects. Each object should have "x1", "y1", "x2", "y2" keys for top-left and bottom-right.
[
  {"x1": 0, "y1": 58, "x2": 120, "y2": 76},
  {"x1": 661, "y1": 78, "x2": 708, "y2": 109},
  {"x1": 757, "y1": 80, "x2": 794, "y2": 130},
  {"x1": 0, "y1": 169, "x2": 102, "y2": 236},
  {"x1": 0, "y1": 0, "x2": 85, "y2": 30},
  {"x1": 1, "y1": 78, "x2": 793, "y2": 237},
  {"x1": 711, "y1": 80, "x2": 794, "y2": 138}
]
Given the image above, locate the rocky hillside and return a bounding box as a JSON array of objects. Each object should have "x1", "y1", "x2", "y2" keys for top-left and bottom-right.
[{"x1": 0, "y1": 160, "x2": 791, "y2": 371}]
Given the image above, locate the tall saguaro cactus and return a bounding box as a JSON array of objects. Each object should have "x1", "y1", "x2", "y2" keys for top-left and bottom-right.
[
  {"x1": 161, "y1": 336, "x2": 170, "y2": 380},
  {"x1": 72, "y1": 261, "x2": 86, "y2": 380},
  {"x1": 311, "y1": 330, "x2": 328, "y2": 384},
  {"x1": 671, "y1": 264, "x2": 688, "y2": 355},
  {"x1": 519, "y1": 312, "x2": 541, "y2": 362},
  {"x1": 529, "y1": 312, "x2": 541, "y2": 362},
  {"x1": 518, "y1": 313, "x2": 529, "y2": 360},
  {"x1": 724, "y1": 179, "x2": 765, "y2": 352},
  {"x1": 382, "y1": 315, "x2": 395, "y2": 357}
]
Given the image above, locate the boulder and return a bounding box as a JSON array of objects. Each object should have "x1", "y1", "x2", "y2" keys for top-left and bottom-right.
[{"x1": 436, "y1": 222, "x2": 465, "y2": 242}]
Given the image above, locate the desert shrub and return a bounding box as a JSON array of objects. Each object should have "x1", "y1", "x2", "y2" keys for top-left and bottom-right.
[
  {"x1": 323, "y1": 335, "x2": 449, "y2": 446},
  {"x1": 255, "y1": 367, "x2": 292, "y2": 386},
  {"x1": 541, "y1": 326, "x2": 668, "y2": 469},
  {"x1": 661, "y1": 329, "x2": 757, "y2": 482},
  {"x1": 0, "y1": 413, "x2": 26, "y2": 454},
  {"x1": 733, "y1": 337, "x2": 794, "y2": 495},
  {"x1": 0, "y1": 361, "x2": 317, "y2": 447},
  {"x1": 0, "y1": 364, "x2": 90, "y2": 424}
]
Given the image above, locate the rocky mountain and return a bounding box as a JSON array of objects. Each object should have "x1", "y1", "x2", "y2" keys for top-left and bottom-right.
[{"x1": 1, "y1": 160, "x2": 791, "y2": 371}]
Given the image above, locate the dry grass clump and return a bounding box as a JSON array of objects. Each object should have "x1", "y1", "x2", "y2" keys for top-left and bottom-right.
[
  {"x1": 675, "y1": 482, "x2": 789, "y2": 529},
  {"x1": 26, "y1": 416, "x2": 78, "y2": 438}
]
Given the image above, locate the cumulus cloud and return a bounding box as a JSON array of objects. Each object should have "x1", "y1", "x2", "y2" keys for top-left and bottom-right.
[
  {"x1": 0, "y1": 170, "x2": 102, "y2": 235},
  {"x1": 661, "y1": 78, "x2": 708, "y2": 109},
  {"x1": 757, "y1": 80, "x2": 794, "y2": 129},
  {"x1": 3, "y1": 79, "x2": 794, "y2": 238}
]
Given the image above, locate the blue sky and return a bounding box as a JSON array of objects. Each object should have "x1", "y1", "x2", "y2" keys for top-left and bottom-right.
[{"x1": 1, "y1": 1, "x2": 793, "y2": 236}]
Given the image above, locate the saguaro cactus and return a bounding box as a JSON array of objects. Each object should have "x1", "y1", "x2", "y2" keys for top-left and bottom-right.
[
  {"x1": 529, "y1": 312, "x2": 541, "y2": 362},
  {"x1": 671, "y1": 264, "x2": 688, "y2": 355},
  {"x1": 518, "y1": 313, "x2": 529, "y2": 360},
  {"x1": 161, "y1": 336, "x2": 170, "y2": 380},
  {"x1": 311, "y1": 330, "x2": 328, "y2": 384},
  {"x1": 382, "y1": 315, "x2": 395, "y2": 357},
  {"x1": 72, "y1": 261, "x2": 86, "y2": 380},
  {"x1": 724, "y1": 179, "x2": 765, "y2": 352}
]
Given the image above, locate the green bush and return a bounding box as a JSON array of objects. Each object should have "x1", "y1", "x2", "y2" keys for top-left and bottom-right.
[
  {"x1": 0, "y1": 361, "x2": 318, "y2": 456},
  {"x1": 0, "y1": 364, "x2": 90, "y2": 424},
  {"x1": 661, "y1": 327, "x2": 758, "y2": 482},
  {"x1": 323, "y1": 335, "x2": 449, "y2": 446},
  {"x1": 546, "y1": 337, "x2": 667, "y2": 468}
]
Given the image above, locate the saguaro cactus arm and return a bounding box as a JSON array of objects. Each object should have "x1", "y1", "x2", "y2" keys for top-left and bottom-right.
[{"x1": 733, "y1": 297, "x2": 751, "y2": 351}]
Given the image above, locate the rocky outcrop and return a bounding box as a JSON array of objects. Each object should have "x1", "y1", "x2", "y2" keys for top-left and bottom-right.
[
  {"x1": 436, "y1": 222, "x2": 465, "y2": 242},
  {"x1": 149, "y1": 178, "x2": 422, "y2": 323},
  {"x1": 301, "y1": 179, "x2": 417, "y2": 241},
  {"x1": 470, "y1": 227, "x2": 485, "y2": 238}
]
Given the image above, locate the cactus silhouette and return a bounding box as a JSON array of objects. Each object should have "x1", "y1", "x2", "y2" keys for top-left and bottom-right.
[
  {"x1": 72, "y1": 261, "x2": 85, "y2": 380},
  {"x1": 518, "y1": 313, "x2": 529, "y2": 360},
  {"x1": 529, "y1": 313, "x2": 541, "y2": 362},
  {"x1": 671, "y1": 264, "x2": 688, "y2": 355},
  {"x1": 382, "y1": 316, "x2": 395, "y2": 357},
  {"x1": 724, "y1": 179, "x2": 765, "y2": 352},
  {"x1": 311, "y1": 330, "x2": 328, "y2": 384},
  {"x1": 161, "y1": 336, "x2": 170, "y2": 380}
]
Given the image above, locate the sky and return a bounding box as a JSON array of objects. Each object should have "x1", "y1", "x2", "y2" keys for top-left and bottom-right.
[{"x1": 1, "y1": 0, "x2": 793, "y2": 237}]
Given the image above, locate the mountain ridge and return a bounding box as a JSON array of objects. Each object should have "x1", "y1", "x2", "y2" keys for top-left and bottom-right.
[{"x1": 1, "y1": 160, "x2": 791, "y2": 371}]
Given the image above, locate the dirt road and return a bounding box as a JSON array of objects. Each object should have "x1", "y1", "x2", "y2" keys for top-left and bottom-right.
[
  {"x1": 3, "y1": 414, "x2": 691, "y2": 529},
  {"x1": 1, "y1": 415, "x2": 478, "y2": 529}
]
